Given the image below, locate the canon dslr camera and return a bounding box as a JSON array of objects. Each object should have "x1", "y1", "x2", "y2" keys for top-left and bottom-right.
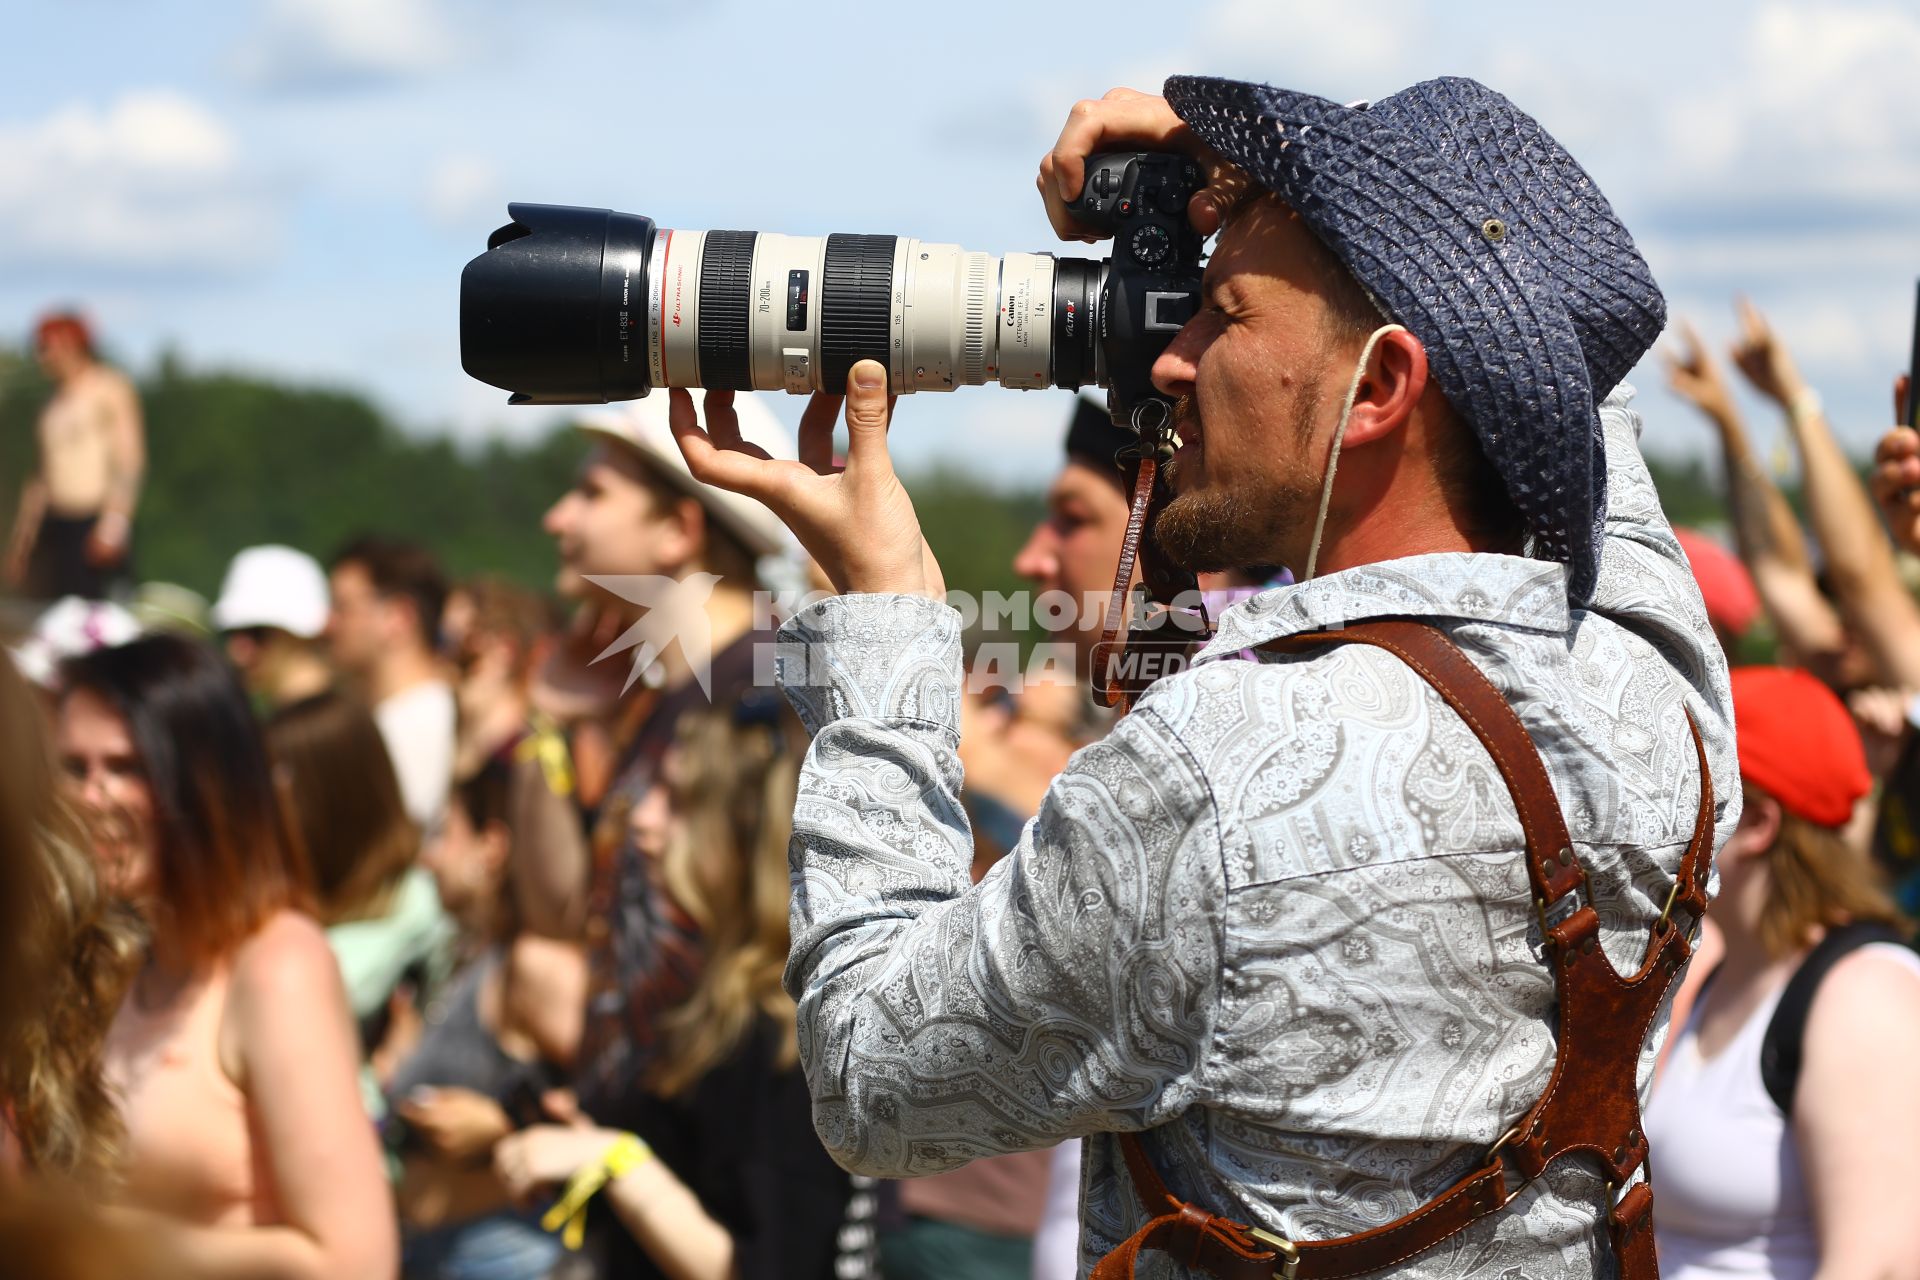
[{"x1": 460, "y1": 152, "x2": 1205, "y2": 428}]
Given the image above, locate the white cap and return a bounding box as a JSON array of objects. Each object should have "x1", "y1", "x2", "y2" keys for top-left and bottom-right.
[
  {"x1": 10, "y1": 596, "x2": 143, "y2": 687},
  {"x1": 576, "y1": 392, "x2": 796, "y2": 558},
  {"x1": 210, "y1": 544, "x2": 330, "y2": 638}
]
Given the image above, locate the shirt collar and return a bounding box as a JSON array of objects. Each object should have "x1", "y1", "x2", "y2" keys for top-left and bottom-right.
[{"x1": 1194, "y1": 552, "x2": 1570, "y2": 662}]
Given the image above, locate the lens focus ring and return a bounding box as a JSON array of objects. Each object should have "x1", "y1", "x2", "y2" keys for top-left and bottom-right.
[
  {"x1": 821, "y1": 234, "x2": 896, "y2": 390},
  {"x1": 698, "y1": 230, "x2": 756, "y2": 390}
]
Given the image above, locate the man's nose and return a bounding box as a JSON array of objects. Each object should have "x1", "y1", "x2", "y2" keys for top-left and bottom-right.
[
  {"x1": 1013, "y1": 526, "x2": 1058, "y2": 585},
  {"x1": 1151, "y1": 323, "x2": 1204, "y2": 400}
]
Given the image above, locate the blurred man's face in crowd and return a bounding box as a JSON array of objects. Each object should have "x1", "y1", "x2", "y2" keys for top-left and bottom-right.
[
  {"x1": 452, "y1": 621, "x2": 524, "y2": 730},
  {"x1": 56, "y1": 688, "x2": 156, "y2": 900},
  {"x1": 543, "y1": 443, "x2": 687, "y2": 600},
  {"x1": 33, "y1": 330, "x2": 86, "y2": 383},
  {"x1": 328, "y1": 561, "x2": 394, "y2": 675},
  {"x1": 1150, "y1": 196, "x2": 1357, "y2": 573},
  {"x1": 1014, "y1": 459, "x2": 1133, "y2": 676},
  {"x1": 419, "y1": 799, "x2": 507, "y2": 923}
]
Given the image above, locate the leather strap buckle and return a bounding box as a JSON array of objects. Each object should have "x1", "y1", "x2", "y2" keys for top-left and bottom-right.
[
  {"x1": 1485, "y1": 1124, "x2": 1532, "y2": 1209},
  {"x1": 1245, "y1": 1228, "x2": 1299, "y2": 1280}
]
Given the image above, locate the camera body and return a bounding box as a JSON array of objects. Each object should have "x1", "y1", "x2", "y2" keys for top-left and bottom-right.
[{"x1": 1064, "y1": 152, "x2": 1207, "y2": 429}]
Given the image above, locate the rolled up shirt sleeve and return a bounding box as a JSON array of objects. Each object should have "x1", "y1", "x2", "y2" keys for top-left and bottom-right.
[{"x1": 775, "y1": 594, "x2": 1227, "y2": 1178}]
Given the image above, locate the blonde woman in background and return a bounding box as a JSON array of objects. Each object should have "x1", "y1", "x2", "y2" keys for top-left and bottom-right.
[{"x1": 494, "y1": 698, "x2": 860, "y2": 1280}]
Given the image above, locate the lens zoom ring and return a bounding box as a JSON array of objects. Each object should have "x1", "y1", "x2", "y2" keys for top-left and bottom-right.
[
  {"x1": 962, "y1": 255, "x2": 990, "y2": 385},
  {"x1": 698, "y1": 230, "x2": 756, "y2": 390},
  {"x1": 821, "y1": 234, "x2": 896, "y2": 389}
]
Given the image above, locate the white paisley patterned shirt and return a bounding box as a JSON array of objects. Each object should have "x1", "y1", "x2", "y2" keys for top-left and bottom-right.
[{"x1": 773, "y1": 386, "x2": 1740, "y2": 1278}]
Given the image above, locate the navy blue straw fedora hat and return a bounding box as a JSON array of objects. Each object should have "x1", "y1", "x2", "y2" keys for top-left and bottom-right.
[{"x1": 1163, "y1": 74, "x2": 1666, "y2": 604}]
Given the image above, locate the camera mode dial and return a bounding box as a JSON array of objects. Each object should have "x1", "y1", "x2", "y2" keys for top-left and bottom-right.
[{"x1": 1127, "y1": 224, "x2": 1172, "y2": 268}]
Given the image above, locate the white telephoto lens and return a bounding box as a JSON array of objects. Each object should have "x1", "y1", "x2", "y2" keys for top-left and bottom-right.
[{"x1": 644, "y1": 230, "x2": 1079, "y2": 395}]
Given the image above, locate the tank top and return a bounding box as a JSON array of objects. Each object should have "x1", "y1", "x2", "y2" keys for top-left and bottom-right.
[
  {"x1": 386, "y1": 951, "x2": 553, "y2": 1109},
  {"x1": 104, "y1": 962, "x2": 281, "y2": 1227},
  {"x1": 1645, "y1": 943, "x2": 1920, "y2": 1278}
]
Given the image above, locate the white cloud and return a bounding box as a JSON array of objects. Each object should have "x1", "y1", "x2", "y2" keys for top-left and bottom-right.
[
  {"x1": 1189, "y1": 0, "x2": 1426, "y2": 89},
  {"x1": 1662, "y1": 3, "x2": 1920, "y2": 202},
  {"x1": 229, "y1": 0, "x2": 461, "y2": 93},
  {"x1": 0, "y1": 90, "x2": 278, "y2": 275},
  {"x1": 423, "y1": 154, "x2": 502, "y2": 231}
]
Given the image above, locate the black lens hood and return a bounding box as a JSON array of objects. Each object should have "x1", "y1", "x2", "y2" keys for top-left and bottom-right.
[{"x1": 460, "y1": 203, "x2": 656, "y2": 404}]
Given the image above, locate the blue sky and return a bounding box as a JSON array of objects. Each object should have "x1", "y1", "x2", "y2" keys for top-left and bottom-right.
[{"x1": 4, "y1": 0, "x2": 1919, "y2": 485}]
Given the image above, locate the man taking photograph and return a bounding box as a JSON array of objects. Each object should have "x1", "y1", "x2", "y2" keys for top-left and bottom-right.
[{"x1": 672, "y1": 77, "x2": 1739, "y2": 1278}]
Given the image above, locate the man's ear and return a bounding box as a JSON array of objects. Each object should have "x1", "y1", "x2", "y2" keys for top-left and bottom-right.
[
  {"x1": 1733, "y1": 791, "x2": 1784, "y2": 861},
  {"x1": 1336, "y1": 327, "x2": 1428, "y2": 449},
  {"x1": 651, "y1": 496, "x2": 707, "y2": 577},
  {"x1": 381, "y1": 594, "x2": 419, "y2": 649}
]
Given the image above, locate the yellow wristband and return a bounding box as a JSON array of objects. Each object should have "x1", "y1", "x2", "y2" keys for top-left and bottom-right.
[
  {"x1": 541, "y1": 1133, "x2": 653, "y2": 1250},
  {"x1": 1787, "y1": 387, "x2": 1824, "y2": 427}
]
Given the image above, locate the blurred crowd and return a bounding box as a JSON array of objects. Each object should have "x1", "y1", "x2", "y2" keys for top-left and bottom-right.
[{"x1": 4, "y1": 292, "x2": 1920, "y2": 1280}]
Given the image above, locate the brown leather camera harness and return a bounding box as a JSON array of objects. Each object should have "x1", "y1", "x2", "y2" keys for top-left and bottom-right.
[{"x1": 1084, "y1": 416, "x2": 1711, "y2": 1279}]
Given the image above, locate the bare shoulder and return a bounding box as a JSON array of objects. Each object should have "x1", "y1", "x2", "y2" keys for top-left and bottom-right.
[
  {"x1": 220, "y1": 909, "x2": 349, "y2": 1086},
  {"x1": 229, "y1": 908, "x2": 342, "y2": 1005},
  {"x1": 75, "y1": 364, "x2": 137, "y2": 405},
  {"x1": 1806, "y1": 943, "x2": 1920, "y2": 1054}
]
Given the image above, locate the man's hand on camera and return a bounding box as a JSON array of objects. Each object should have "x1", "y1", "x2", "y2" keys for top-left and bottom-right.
[
  {"x1": 1038, "y1": 88, "x2": 1245, "y2": 242},
  {"x1": 669, "y1": 362, "x2": 945, "y2": 600}
]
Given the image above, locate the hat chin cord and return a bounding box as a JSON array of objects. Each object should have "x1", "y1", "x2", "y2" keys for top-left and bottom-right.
[{"x1": 1302, "y1": 323, "x2": 1407, "y2": 582}]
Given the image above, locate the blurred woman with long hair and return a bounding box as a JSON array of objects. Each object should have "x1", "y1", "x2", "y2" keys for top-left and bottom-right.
[
  {"x1": 58, "y1": 634, "x2": 398, "y2": 1277},
  {"x1": 494, "y1": 697, "x2": 858, "y2": 1280},
  {"x1": 267, "y1": 688, "x2": 450, "y2": 1064},
  {"x1": 1647, "y1": 667, "x2": 1920, "y2": 1277},
  {"x1": 0, "y1": 650, "x2": 142, "y2": 1187}
]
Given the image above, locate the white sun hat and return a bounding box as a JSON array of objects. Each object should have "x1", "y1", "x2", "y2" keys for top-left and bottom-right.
[
  {"x1": 10, "y1": 596, "x2": 143, "y2": 687},
  {"x1": 210, "y1": 544, "x2": 330, "y2": 639},
  {"x1": 576, "y1": 391, "x2": 797, "y2": 559}
]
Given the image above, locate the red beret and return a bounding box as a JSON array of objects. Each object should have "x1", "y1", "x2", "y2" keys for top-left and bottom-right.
[
  {"x1": 1675, "y1": 529, "x2": 1760, "y2": 639},
  {"x1": 1730, "y1": 666, "x2": 1871, "y2": 828}
]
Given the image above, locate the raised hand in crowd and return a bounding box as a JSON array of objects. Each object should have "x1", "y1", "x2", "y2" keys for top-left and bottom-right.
[
  {"x1": 1664, "y1": 318, "x2": 1743, "y2": 430},
  {"x1": 1663, "y1": 317, "x2": 1848, "y2": 677},
  {"x1": 1848, "y1": 684, "x2": 1916, "y2": 781},
  {"x1": 1729, "y1": 295, "x2": 1813, "y2": 408},
  {"x1": 1871, "y1": 375, "x2": 1920, "y2": 557},
  {"x1": 1726, "y1": 301, "x2": 1920, "y2": 689}
]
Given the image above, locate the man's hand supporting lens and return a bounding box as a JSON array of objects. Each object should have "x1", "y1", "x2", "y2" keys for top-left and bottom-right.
[{"x1": 668, "y1": 363, "x2": 944, "y2": 601}]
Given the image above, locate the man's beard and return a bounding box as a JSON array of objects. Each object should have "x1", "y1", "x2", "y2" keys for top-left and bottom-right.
[{"x1": 1153, "y1": 384, "x2": 1325, "y2": 574}]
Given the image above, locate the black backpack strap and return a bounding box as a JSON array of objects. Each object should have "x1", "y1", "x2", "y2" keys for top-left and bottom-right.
[{"x1": 1759, "y1": 921, "x2": 1912, "y2": 1115}]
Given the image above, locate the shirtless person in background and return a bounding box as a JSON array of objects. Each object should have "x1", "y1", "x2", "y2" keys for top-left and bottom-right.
[{"x1": 6, "y1": 312, "x2": 145, "y2": 601}]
